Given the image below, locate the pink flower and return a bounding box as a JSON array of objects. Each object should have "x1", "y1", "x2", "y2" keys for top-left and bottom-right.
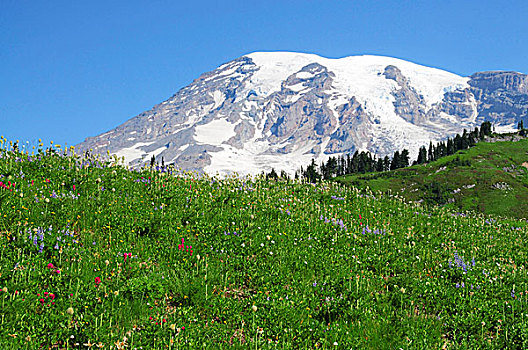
[
  {"x1": 182, "y1": 326, "x2": 185, "y2": 330},
  {"x1": 55, "y1": 270, "x2": 61, "y2": 274},
  {"x1": 50, "y1": 293, "x2": 55, "y2": 300},
  {"x1": 73, "y1": 185, "x2": 76, "y2": 191},
  {"x1": 47, "y1": 263, "x2": 54, "y2": 269},
  {"x1": 94, "y1": 277, "x2": 101, "y2": 287}
]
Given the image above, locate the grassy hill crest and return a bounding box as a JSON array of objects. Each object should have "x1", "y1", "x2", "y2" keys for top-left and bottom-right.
[{"x1": 336, "y1": 135, "x2": 528, "y2": 219}]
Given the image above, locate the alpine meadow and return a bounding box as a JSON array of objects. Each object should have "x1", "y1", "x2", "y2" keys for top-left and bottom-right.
[{"x1": 1, "y1": 138, "x2": 528, "y2": 349}]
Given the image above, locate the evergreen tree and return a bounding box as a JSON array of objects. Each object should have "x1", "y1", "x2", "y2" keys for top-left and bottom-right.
[
  {"x1": 428, "y1": 142, "x2": 434, "y2": 162},
  {"x1": 304, "y1": 159, "x2": 320, "y2": 183},
  {"x1": 446, "y1": 138, "x2": 455, "y2": 155},
  {"x1": 417, "y1": 146, "x2": 427, "y2": 164},
  {"x1": 480, "y1": 121, "x2": 492, "y2": 138},
  {"x1": 346, "y1": 154, "x2": 352, "y2": 174},
  {"x1": 400, "y1": 149, "x2": 410, "y2": 168},
  {"x1": 266, "y1": 168, "x2": 279, "y2": 181},
  {"x1": 383, "y1": 156, "x2": 390, "y2": 171},
  {"x1": 376, "y1": 158, "x2": 384, "y2": 172},
  {"x1": 390, "y1": 151, "x2": 400, "y2": 170}
]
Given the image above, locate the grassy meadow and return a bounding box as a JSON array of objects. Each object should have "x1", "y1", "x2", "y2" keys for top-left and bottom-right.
[
  {"x1": 1, "y1": 139, "x2": 528, "y2": 349},
  {"x1": 337, "y1": 138, "x2": 528, "y2": 219}
]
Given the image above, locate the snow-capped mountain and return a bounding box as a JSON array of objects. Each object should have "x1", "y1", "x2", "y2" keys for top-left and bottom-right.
[{"x1": 76, "y1": 52, "x2": 528, "y2": 175}]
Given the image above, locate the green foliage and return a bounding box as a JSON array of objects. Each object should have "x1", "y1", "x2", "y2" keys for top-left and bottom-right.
[
  {"x1": 337, "y1": 138, "x2": 528, "y2": 219},
  {"x1": 0, "y1": 139, "x2": 528, "y2": 348}
]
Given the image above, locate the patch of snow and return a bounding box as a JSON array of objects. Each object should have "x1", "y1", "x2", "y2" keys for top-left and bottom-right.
[
  {"x1": 144, "y1": 146, "x2": 167, "y2": 160},
  {"x1": 211, "y1": 90, "x2": 225, "y2": 110},
  {"x1": 287, "y1": 82, "x2": 307, "y2": 92},
  {"x1": 495, "y1": 123, "x2": 517, "y2": 133},
  {"x1": 194, "y1": 119, "x2": 237, "y2": 145},
  {"x1": 114, "y1": 141, "x2": 155, "y2": 164},
  {"x1": 296, "y1": 71, "x2": 314, "y2": 79}
]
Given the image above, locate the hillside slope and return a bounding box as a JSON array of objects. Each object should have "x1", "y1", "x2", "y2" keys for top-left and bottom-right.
[
  {"x1": 336, "y1": 137, "x2": 528, "y2": 219},
  {"x1": 1, "y1": 142, "x2": 528, "y2": 347}
]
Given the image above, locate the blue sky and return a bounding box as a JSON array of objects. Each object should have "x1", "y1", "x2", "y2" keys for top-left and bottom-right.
[{"x1": 2, "y1": 0, "x2": 527, "y2": 147}]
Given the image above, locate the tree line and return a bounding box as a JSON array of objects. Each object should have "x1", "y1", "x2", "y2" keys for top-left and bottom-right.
[{"x1": 281, "y1": 121, "x2": 494, "y2": 182}]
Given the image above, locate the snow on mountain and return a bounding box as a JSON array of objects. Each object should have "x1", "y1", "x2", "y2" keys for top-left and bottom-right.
[{"x1": 76, "y1": 51, "x2": 526, "y2": 176}]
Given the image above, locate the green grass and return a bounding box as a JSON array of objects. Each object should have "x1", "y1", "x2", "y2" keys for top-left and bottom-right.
[
  {"x1": 1, "y1": 140, "x2": 528, "y2": 349},
  {"x1": 336, "y1": 138, "x2": 528, "y2": 219}
]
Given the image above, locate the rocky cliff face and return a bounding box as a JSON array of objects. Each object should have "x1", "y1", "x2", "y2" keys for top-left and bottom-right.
[
  {"x1": 468, "y1": 71, "x2": 528, "y2": 127},
  {"x1": 76, "y1": 52, "x2": 528, "y2": 175}
]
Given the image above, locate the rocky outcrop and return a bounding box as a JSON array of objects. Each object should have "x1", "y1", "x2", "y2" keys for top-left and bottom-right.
[
  {"x1": 383, "y1": 65, "x2": 427, "y2": 124},
  {"x1": 468, "y1": 71, "x2": 528, "y2": 126}
]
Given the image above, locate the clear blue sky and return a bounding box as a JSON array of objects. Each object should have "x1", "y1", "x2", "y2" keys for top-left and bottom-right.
[{"x1": 2, "y1": 0, "x2": 527, "y2": 148}]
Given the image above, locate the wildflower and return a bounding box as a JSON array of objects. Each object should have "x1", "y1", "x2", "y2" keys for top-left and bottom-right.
[
  {"x1": 169, "y1": 324, "x2": 176, "y2": 331},
  {"x1": 47, "y1": 263, "x2": 54, "y2": 269},
  {"x1": 252, "y1": 305, "x2": 257, "y2": 312},
  {"x1": 94, "y1": 277, "x2": 101, "y2": 287},
  {"x1": 2, "y1": 287, "x2": 7, "y2": 293}
]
